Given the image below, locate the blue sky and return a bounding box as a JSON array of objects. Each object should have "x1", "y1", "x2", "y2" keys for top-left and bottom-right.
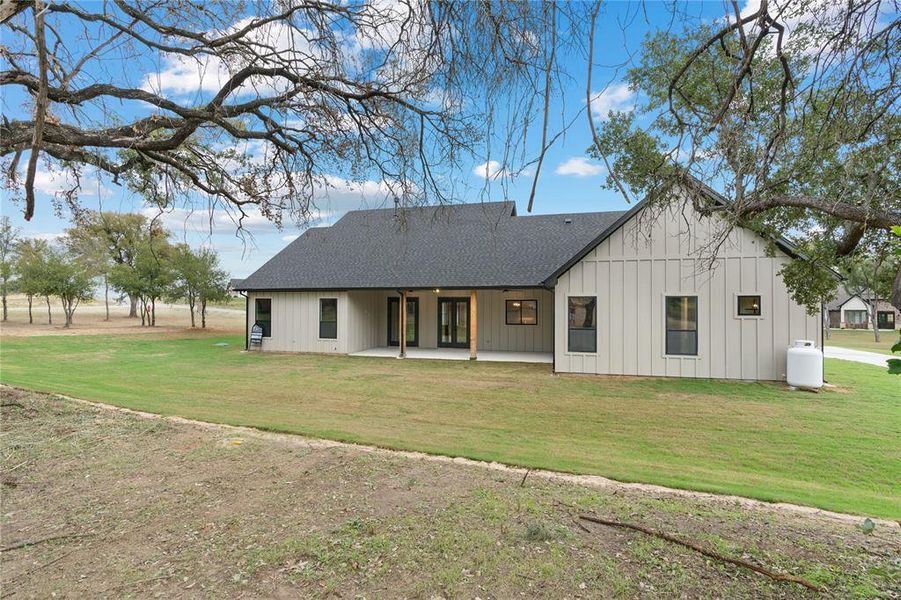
[{"x1": 1, "y1": 1, "x2": 724, "y2": 278}]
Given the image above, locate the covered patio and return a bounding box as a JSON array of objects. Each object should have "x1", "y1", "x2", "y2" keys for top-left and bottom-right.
[
  {"x1": 350, "y1": 346, "x2": 553, "y2": 363},
  {"x1": 346, "y1": 287, "x2": 555, "y2": 361}
]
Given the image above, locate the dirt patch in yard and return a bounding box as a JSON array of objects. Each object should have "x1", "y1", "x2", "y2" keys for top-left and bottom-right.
[{"x1": 2, "y1": 387, "x2": 898, "y2": 598}]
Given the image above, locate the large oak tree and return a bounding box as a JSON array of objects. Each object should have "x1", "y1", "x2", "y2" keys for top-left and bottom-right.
[
  {"x1": 2, "y1": 0, "x2": 899, "y2": 308},
  {"x1": 1, "y1": 0, "x2": 584, "y2": 227},
  {"x1": 586, "y1": 0, "x2": 901, "y2": 311}
]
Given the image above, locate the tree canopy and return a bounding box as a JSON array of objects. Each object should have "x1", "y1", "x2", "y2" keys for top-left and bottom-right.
[
  {"x1": 590, "y1": 1, "x2": 900, "y2": 310},
  {"x1": 3, "y1": 0, "x2": 899, "y2": 308},
  {"x1": 1, "y1": 0, "x2": 584, "y2": 227}
]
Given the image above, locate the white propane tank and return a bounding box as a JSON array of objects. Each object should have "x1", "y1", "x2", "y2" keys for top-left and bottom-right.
[{"x1": 786, "y1": 340, "x2": 823, "y2": 389}]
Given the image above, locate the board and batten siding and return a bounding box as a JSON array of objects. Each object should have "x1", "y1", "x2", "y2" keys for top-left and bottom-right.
[
  {"x1": 554, "y1": 205, "x2": 821, "y2": 381},
  {"x1": 370, "y1": 289, "x2": 553, "y2": 352},
  {"x1": 247, "y1": 291, "x2": 354, "y2": 354},
  {"x1": 247, "y1": 288, "x2": 553, "y2": 354}
]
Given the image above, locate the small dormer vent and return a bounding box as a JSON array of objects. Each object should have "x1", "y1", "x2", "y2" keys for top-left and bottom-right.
[{"x1": 564, "y1": 218, "x2": 573, "y2": 225}]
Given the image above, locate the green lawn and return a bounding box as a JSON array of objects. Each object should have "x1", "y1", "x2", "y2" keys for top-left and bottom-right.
[
  {"x1": 826, "y1": 329, "x2": 898, "y2": 355},
  {"x1": 2, "y1": 333, "x2": 899, "y2": 518}
]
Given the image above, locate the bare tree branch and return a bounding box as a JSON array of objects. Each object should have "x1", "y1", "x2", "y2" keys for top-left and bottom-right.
[{"x1": 22, "y1": 0, "x2": 47, "y2": 221}]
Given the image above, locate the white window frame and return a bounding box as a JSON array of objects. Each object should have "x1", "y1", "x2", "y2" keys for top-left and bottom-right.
[{"x1": 733, "y1": 292, "x2": 764, "y2": 320}]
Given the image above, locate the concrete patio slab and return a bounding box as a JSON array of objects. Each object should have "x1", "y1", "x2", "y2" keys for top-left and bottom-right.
[{"x1": 350, "y1": 346, "x2": 553, "y2": 364}]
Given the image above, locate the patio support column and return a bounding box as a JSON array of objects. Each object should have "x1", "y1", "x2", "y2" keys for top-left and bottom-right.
[
  {"x1": 399, "y1": 290, "x2": 407, "y2": 358},
  {"x1": 469, "y1": 289, "x2": 477, "y2": 360}
]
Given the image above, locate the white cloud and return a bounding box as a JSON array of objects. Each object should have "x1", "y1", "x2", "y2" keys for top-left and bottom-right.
[
  {"x1": 142, "y1": 18, "x2": 315, "y2": 97},
  {"x1": 732, "y1": 0, "x2": 886, "y2": 57},
  {"x1": 23, "y1": 231, "x2": 65, "y2": 243},
  {"x1": 589, "y1": 83, "x2": 635, "y2": 121},
  {"x1": 139, "y1": 175, "x2": 398, "y2": 235},
  {"x1": 140, "y1": 205, "x2": 277, "y2": 234},
  {"x1": 142, "y1": 54, "x2": 229, "y2": 95},
  {"x1": 472, "y1": 160, "x2": 513, "y2": 180},
  {"x1": 555, "y1": 157, "x2": 606, "y2": 178},
  {"x1": 24, "y1": 168, "x2": 112, "y2": 198}
]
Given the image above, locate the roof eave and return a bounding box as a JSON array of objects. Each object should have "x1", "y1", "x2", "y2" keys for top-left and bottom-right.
[
  {"x1": 542, "y1": 199, "x2": 648, "y2": 287},
  {"x1": 689, "y1": 182, "x2": 844, "y2": 281}
]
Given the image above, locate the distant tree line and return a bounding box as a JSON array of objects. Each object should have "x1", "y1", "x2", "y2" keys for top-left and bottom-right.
[{"x1": 0, "y1": 213, "x2": 229, "y2": 328}]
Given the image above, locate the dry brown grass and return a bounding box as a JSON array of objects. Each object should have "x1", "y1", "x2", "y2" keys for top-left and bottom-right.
[
  {"x1": 1, "y1": 294, "x2": 244, "y2": 337},
  {"x1": 2, "y1": 387, "x2": 898, "y2": 598}
]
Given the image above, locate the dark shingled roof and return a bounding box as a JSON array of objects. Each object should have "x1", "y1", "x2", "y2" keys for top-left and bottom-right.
[
  {"x1": 826, "y1": 288, "x2": 855, "y2": 311},
  {"x1": 237, "y1": 201, "x2": 628, "y2": 290}
]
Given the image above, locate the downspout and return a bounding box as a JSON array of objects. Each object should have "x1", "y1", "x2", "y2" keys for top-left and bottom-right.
[
  {"x1": 544, "y1": 279, "x2": 556, "y2": 373},
  {"x1": 820, "y1": 301, "x2": 826, "y2": 383},
  {"x1": 240, "y1": 291, "x2": 248, "y2": 351}
]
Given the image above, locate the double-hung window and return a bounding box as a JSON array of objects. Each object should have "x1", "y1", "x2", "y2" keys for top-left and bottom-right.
[
  {"x1": 567, "y1": 297, "x2": 597, "y2": 353},
  {"x1": 319, "y1": 298, "x2": 338, "y2": 339},
  {"x1": 665, "y1": 296, "x2": 698, "y2": 356}
]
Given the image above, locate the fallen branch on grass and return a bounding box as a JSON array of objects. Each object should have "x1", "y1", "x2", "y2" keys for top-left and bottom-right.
[
  {"x1": 520, "y1": 469, "x2": 531, "y2": 487},
  {"x1": 1, "y1": 533, "x2": 92, "y2": 552},
  {"x1": 578, "y1": 514, "x2": 824, "y2": 593}
]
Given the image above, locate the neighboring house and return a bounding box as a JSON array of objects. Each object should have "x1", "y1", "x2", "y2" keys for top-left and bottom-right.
[
  {"x1": 826, "y1": 288, "x2": 899, "y2": 330},
  {"x1": 227, "y1": 278, "x2": 244, "y2": 298},
  {"x1": 237, "y1": 193, "x2": 822, "y2": 381}
]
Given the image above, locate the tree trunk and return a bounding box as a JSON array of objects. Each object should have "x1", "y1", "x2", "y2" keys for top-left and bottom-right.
[
  {"x1": 201, "y1": 299, "x2": 207, "y2": 328},
  {"x1": 1, "y1": 291, "x2": 7, "y2": 322},
  {"x1": 129, "y1": 294, "x2": 138, "y2": 318},
  {"x1": 27, "y1": 294, "x2": 33, "y2": 324},
  {"x1": 62, "y1": 299, "x2": 70, "y2": 328},
  {"x1": 189, "y1": 295, "x2": 196, "y2": 328},
  {"x1": 45, "y1": 296, "x2": 51, "y2": 324},
  {"x1": 892, "y1": 265, "x2": 901, "y2": 314},
  {"x1": 140, "y1": 298, "x2": 146, "y2": 326},
  {"x1": 104, "y1": 276, "x2": 110, "y2": 321},
  {"x1": 870, "y1": 301, "x2": 880, "y2": 343},
  {"x1": 151, "y1": 299, "x2": 156, "y2": 327}
]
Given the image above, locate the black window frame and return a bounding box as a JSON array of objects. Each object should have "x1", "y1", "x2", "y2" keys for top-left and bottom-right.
[
  {"x1": 876, "y1": 310, "x2": 895, "y2": 329},
  {"x1": 567, "y1": 296, "x2": 597, "y2": 353},
  {"x1": 436, "y1": 297, "x2": 470, "y2": 348},
  {"x1": 319, "y1": 297, "x2": 338, "y2": 339},
  {"x1": 665, "y1": 295, "x2": 698, "y2": 357},
  {"x1": 736, "y1": 294, "x2": 762, "y2": 317},
  {"x1": 254, "y1": 298, "x2": 272, "y2": 338},
  {"x1": 505, "y1": 299, "x2": 538, "y2": 326},
  {"x1": 387, "y1": 296, "x2": 420, "y2": 347}
]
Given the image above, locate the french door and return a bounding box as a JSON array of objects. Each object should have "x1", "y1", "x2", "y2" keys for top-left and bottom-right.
[
  {"x1": 437, "y1": 297, "x2": 469, "y2": 348},
  {"x1": 388, "y1": 297, "x2": 419, "y2": 347}
]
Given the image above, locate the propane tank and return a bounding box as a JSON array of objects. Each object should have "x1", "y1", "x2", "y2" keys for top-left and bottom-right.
[{"x1": 786, "y1": 340, "x2": 823, "y2": 389}]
